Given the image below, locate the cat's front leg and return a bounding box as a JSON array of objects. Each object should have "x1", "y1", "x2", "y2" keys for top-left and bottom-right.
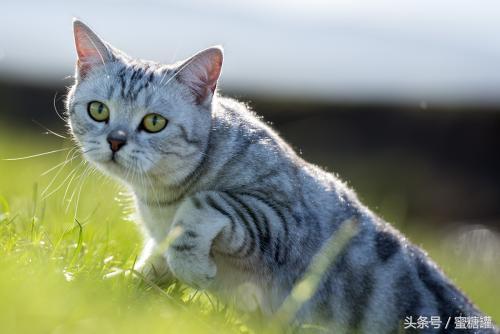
[
  {"x1": 135, "y1": 238, "x2": 173, "y2": 286},
  {"x1": 165, "y1": 192, "x2": 229, "y2": 289}
]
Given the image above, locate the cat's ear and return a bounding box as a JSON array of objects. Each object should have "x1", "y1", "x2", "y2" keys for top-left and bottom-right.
[
  {"x1": 72, "y1": 19, "x2": 113, "y2": 78},
  {"x1": 176, "y1": 46, "x2": 223, "y2": 105}
]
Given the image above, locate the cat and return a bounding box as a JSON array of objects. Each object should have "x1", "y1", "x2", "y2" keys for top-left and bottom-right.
[{"x1": 66, "y1": 19, "x2": 497, "y2": 333}]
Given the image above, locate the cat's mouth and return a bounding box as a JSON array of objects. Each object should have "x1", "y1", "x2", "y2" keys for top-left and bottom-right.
[
  {"x1": 106, "y1": 151, "x2": 125, "y2": 168},
  {"x1": 106, "y1": 152, "x2": 138, "y2": 173}
]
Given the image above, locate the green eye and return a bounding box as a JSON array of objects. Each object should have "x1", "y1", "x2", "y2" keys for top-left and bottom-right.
[
  {"x1": 142, "y1": 114, "x2": 167, "y2": 133},
  {"x1": 88, "y1": 101, "x2": 110, "y2": 122}
]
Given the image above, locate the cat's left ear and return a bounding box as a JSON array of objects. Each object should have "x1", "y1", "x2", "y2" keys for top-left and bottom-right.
[
  {"x1": 176, "y1": 46, "x2": 223, "y2": 106},
  {"x1": 72, "y1": 19, "x2": 113, "y2": 78}
]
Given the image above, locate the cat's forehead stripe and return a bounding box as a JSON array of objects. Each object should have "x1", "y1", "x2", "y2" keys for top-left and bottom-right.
[{"x1": 110, "y1": 61, "x2": 171, "y2": 105}]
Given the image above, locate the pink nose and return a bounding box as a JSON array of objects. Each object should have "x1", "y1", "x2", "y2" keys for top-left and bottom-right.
[
  {"x1": 107, "y1": 130, "x2": 127, "y2": 152},
  {"x1": 108, "y1": 139, "x2": 125, "y2": 152}
]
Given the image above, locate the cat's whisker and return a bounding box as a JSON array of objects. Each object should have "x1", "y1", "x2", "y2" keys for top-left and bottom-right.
[
  {"x1": 143, "y1": 156, "x2": 155, "y2": 165},
  {"x1": 65, "y1": 162, "x2": 90, "y2": 214},
  {"x1": 141, "y1": 164, "x2": 162, "y2": 208},
  {"x1": 52, "y1": 91, "x2": 67, "y2": 123},
  {"x1": 41, "y1": 167, "x2": 80, "y2": 201},
  {"x1": 158, "y1": 56, "x2": 196, "y2": 88},
  {"x1": 71, "y1": 163, "x2": 93, "y2": 220},
  {"x1": 3, "y1": 147, "x2": 70, "y2": 161},
  {"x1": 40, "y1": 147, "x2": 81, "y2": 176},
  {"x1": 134, "y1": 163, "x2": 143, "y2": 188},
  {"x1": 136, "y1": 165, "x2": 150, "y2": 205},
  {"x1": 124, "y1": 159, "x2": 133, "y2": 183},
  {"x1": 142, "y1": 170, "x2": 157, "y2": 206},
  {"x1": 41, "y1": 147, "x2": 95, "y2": 203},
  {"x1": 40, "y1": 148, "x2": 80, "y2": 197},
  {"x1": 62, "y1": 162, "x2": 85, "y2": 206},
  {"x1": 128, "y1": 162, "x2": 142, "y2": 186},
  {"x1": 31, "y1": 119, "x2": 67, "y2": 139}
]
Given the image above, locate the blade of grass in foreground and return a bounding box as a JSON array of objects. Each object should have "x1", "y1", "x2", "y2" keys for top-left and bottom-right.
[{"x1": 267, "y1": 218, "x2": 359, "y2": 332}]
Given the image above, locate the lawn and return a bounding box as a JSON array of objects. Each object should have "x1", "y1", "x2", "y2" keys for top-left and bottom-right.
[{"x1": 0, "y1": 127, "x2": 498, "y2": 333}]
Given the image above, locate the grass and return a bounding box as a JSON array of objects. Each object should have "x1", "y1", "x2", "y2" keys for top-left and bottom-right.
[
  {"x1": 0, "y1": 127, "x2": 498, "y2": 334},
  {"x1": 0, "y1": 129, "x2": 248, "y2": 334}
]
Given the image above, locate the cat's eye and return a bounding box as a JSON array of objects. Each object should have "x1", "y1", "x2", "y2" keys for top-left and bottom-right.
[
  {"x1": 88, "y1": 101, "x2": 110, "y2": 122},
  {"x1": 141, "y1": 114, "x2": 168, "y2": 133}
]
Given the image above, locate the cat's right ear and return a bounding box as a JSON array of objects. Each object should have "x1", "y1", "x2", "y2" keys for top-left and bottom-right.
[
  {"x1": 72, "y1": 19, "x2": 113, "y2": 78},
  {"x1": 176, "y1": 46, "x2": 223, "y2": 106}
]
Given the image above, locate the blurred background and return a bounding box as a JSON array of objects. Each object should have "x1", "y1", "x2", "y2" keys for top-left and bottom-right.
[
  {"x1": 2, "y1": 0, "x2": 500, "y2": 230},
  {"x1": 0, "y1": 0, "x2": 499, "y2": 325}
]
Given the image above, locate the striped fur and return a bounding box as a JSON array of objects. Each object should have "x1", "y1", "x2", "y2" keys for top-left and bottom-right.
[{"x1": 66, "y1": 21, "x2": 497, "y2": 333}]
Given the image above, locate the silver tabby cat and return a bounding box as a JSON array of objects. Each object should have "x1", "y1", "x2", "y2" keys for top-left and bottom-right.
[{"x1": 66, "y1": 20, "x2": 497, "y2": 333}]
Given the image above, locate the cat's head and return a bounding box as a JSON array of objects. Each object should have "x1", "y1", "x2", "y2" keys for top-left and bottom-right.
[{"x1": 66, "y1": 19, "x2": 222, "y2": 188}]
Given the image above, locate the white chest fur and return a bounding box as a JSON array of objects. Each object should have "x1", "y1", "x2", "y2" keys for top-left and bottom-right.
[{"x1": 135, "y1": 198, "x2": 181, "y2": 243}]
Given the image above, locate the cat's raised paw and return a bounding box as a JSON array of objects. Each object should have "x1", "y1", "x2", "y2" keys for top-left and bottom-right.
[{"x1": 166, "y1": 247, "x2": 217, "y2": 289}]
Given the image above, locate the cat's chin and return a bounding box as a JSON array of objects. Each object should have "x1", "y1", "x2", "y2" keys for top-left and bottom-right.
[
  {"x1": 96, "y1": 158, "x2": 152, "y2": 185},
  {"x1": 88, "y1": 155, "x2": 128, "y2": 177},
  {"x1": 104, "y1": 158, "x2": 132, "y2": 173},
  {"x1": 89, "y1": 151, "x2": 125, "y2": 168}
]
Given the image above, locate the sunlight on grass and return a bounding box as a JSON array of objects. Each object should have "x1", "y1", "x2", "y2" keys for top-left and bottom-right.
[
  {"x1": 0, "y1": 130, "x2": 245, "y2": 334},
  {"x1": 0, "y1": 128, "x2": 498, "y2": 333}
]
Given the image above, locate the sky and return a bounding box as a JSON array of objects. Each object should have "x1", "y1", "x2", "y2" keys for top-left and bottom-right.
[{"x1": 1, "y1": 0, "x2": 500, "y2": 103}]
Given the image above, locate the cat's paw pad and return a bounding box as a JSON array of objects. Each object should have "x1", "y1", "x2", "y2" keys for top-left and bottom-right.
[{"x1": 166, "y1": 249, "x2": 216, "y2": 289}]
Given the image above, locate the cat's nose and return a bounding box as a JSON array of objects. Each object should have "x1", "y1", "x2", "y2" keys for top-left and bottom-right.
[{"x1": 107, "y1": 129, "x2": 127, "y2": 152}]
